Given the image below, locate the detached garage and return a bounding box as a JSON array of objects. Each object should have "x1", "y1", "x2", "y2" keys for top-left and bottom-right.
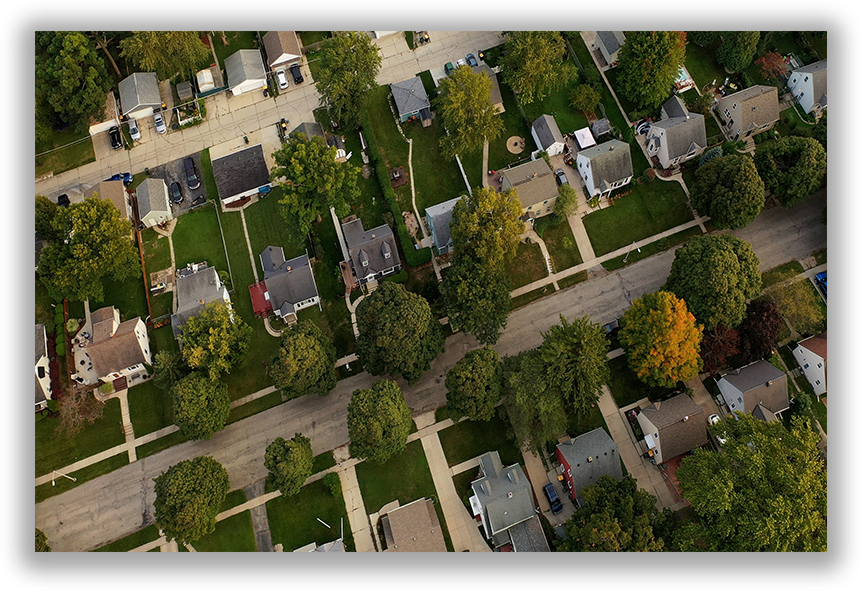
[{"x1": 225, "y1": 49, "x2": 266, "y2": 96}]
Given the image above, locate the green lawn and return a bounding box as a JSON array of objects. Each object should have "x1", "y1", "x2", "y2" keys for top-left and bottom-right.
[
  {"x1": 606, "y1": 355, "x2": 676, "y2": 408},
  {"x1": 221, "y1": 489, "x2": 248, "y2": 512},
  {"x1": 451, "y1": 469, "x2": 481, "y2": 510},
  {"x1": 213, "y1": 31, "x2": 259, "y2": 69},
  {"x1": 354, "y1": 439, "x2": 437, "y2": 515},
  {"x1": 504, "y1": 241, "x2": 548, "y2": 289},
  {"x1": 312, "y1": 451, "x2": 337, "y2": 474},
  {"x1": 298, "y1": 31, "x2": 331, "y2": 46},
  {"x1": 226, "y1": 391, "x2": 283, "y2": 424},
  {"x1": 201, "y1": 148, "x2": 219, "y2": 201},
  {"x1": 140, "y1": 228, "x2": 173, "y2": 274},
  {"x1": 558, "y1": 270, "x2": 588, "y2": 289},
  {"x1": 194, "y1": 511, "x2": 257, "y2": 552},
  {"x1": 135, "y1": 430, "x2": 190, "y2": 460},
  {"x1": 35, "y1": 125, "x2": 96, "y2": 178},
  {"x1": 761, "y1": 260, "x2": 805, "y2": 288},
  {"x1": 812, "y1": 399, "x2": 827, "y2": 434},
  {"x1": 459, "y1": 146, "x2": 485, "y2": 192},
  {"x1": 602, "y1": 225, "x2": 703, "y2": 271},
  {"x1": 35, "y1": 453, "x2": 129, "y2": 504},
  {"x1": 171, "y1": 204, "x2": 229, "y2": 273},
  {"x1": 522, "y1": 62, "x2": 589, "y2": 134},
  {"x1": 78, "y1": 270, "x2": 149, "y2": 325},
  {"x1": 266, "y1": 478, "x2": 355, "y2": 552},
  {"x1": 541, "y1": 218, "x2": 582, "y2": 271},
  {"x1": 570, "y1": 35, "x2": 629, "y2": 135},
  {"x1": 92, "y1": 524, "x2": 160, "y2": 552},
  {"x1": 813, "y1": 249, "x2": 826, "y2": 266},
  {"x1": 684, "y1": 41, "x2": 726, "y2": 93},
  {"x1": 437, "y1": 414, "x2": 523, "y2": 468},
  {"x1": 488, "y1": 81, "x2": 536, "y2": 172},
  {"x1": 310, "y1": 216, "x2": 356, "y2": 357},
  {"x1": 150, "y1": 293, "x2": 173, "y2": 319},
  {"x1": 367, "y1": 85, "x2": 410, "y2": 169},
  {"x1": 244, "y1": 188, "x2": 308, "y2": 278},
  {"x1": 510, "y1": 284, "x2": 556, "y2": 310},
  {"x1": 127, "y1": 380, "x2": 172, "y2": 437}
]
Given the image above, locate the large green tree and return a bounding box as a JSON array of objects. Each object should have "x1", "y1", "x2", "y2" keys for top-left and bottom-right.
[
  {"x1": 170, "y1": 372, "x2": 231, "y2": 440},
  {"x1": 450, "y1": 187, "x2": 525, "y2": 267},
  {"x1": 768, "y1": 271, "x2": 825, "y2": 336},
  {"x1": 35, "y1": 195, "x2": 61, "y2": 242},
  {"x1": 688, "y1": 31, "x2": 719, "y2": 47},
  {"x1": 35, "y1": 31, "x2": 111, "y2": 131},
  {"x1": 504, "y1": 349, "x2": 569, "y2": 453},
  {"x1": 690, "y1": 154, "x2": 765, "y2": 229},
  {"x1": 315, "y1": 31, "x2": 382, "y2": 130},
  {"x1": 557, "y1": 475, "x2": 671, "y2": 552},
  {"x1": 554, "y1": 183, "x2": 579, "y2": 218},
  {"x1": 152, "y1": 350, "x2": 189, "y2": 390},
  {"x1": 569, "y1": 83, "x2": 601, "y2": 115},
  {"x1": 37, "y1": 196, "x2": 139, "y2": 302},
  {"x1": 676, "y1": 414, "x2": 826, "y2": 551},
  {"x1": 271, "y1": 132, "x2": 359, "y2": 240},
  {"x1": 153, "y1": 456, "x2": 230, "y2": 544},
  {"x1": 264, "y1": 433, "x2": 313, "y2": 496},
  {"x1": 270, "y1": 320, "x2": 338, "y2": 399},
  {"x1": 619, "y1": 291, "x2": 704, "y2": 387},
  {"x1": 811, "y1": 112, "x2": 827, "y2": 151},
  {"x1": 445, "y1": 347, "x2": 504, "y2": 421},
  {"x1": 716, "y1": 31, "x2": 760, "y2": 72},
  {"x1": 355, "y1": 282, "x2": 444, "y2": 385},
  {"x1": 441, "y1": 257, "x2": 511, "y2": 345},
  {"x1": 616, "y1": 31, "x2": 687, "y2": 110},
  {"x1": 753, "y1": 136, "x2": 827, "y2": 207},
  {"x1": 35, "y1": 528, "x2": 51, "y2": 552},
  {"x1": 179, "y1": 301, "x2": 253, "y2": 380},
  {"x1": 500, "y1": 31, "x2": 577, "y2": 105},
  {"x1": 347, "y1": 379, "x2": 412, "y2": 463},
  {"x1": 664, "y1": 235, "x2": 762, "y2": 330},
  {"x1": 435, "y1": 65, "x2": 505, "y2": 159},
  {"x1": 119, "y1": 31, "x2": 210, "y2": 80}
]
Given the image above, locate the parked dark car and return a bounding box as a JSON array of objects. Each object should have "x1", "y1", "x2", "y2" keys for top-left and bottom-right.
[
  {"x1": 466, "y1": 53, "x2": 478, "y2": 67},
  {"x1": 57, "y1": 194, "x2": 70, "y2": 207},
  {"x1": 109, "y1": 126, "x2": 122, "y2": 150},
  {"x1": 814, "y1": 271, "x2": 827, "y2": 301},
  {"x1": 444, "y1": 62, "x2": 454, "y2": 76},
  {"x1": 170, "y1": 181, "x2": 183, "y2": 204},
  {"x1": 543, "y1": 483, "x2": 563, "y2": 514},
  {"x1": 602, "y1": 319, "x2": 620, "y2": 338},
  {"x1": 554, "y1": 168, "x2": 568, "y2": 186},
  {"x1": 184, "y1": 157, "x2": 200, "y2": 190},
  {"x1": 289, "y1": 62, "x2": 304, "y2": 85}
]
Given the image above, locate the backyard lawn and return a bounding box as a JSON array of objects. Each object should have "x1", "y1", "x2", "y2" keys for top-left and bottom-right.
[
  {"x1": 504, "y1": 241, "x2": 548, "y2": 289},
  {"x1": 140, "y1": 228, "x2": 173, "y2": 275},
  {"x1": 194, "y1": 511, "x2": 257, "y2": 552},
  {"x1": 310, "y1": 216, "x2": 356, "y2": 357},
  {"x1": 437, "y1": 414, "x2": 523, "y2": 468},
  {"x1": 487, "y1": 81, "x2": 536, "y2": 172},
  {"x1": 213, "y1": 31, "x2": 259, "y2": 69},
  {"x1": 540, "y1": 218, "x2": 582, "y2": 271},
  {"x1": 298, "y1": 31, "x2": 331, "y2": 46},
  {"x1": 684, "y1": 40, "x2": 727, "y2": 93},
  {"x1": 244, "y1": 188, "x2": 308, "y2": 278},
  {"x1": 83, "y1": 273, "x2": 149, "y2": 324},
  {"x1": 150, "y1": 293, "x2": 173, "y2": 320},
  {"x1": 266, "y1": 478, "x2": 355, "y2": 552},
  {"x1": 606, "y1": 356, "x2": 677, "y2": 409},
  {"x1": 35, "y1": 125, "x2": 96, "y2": 178},
  {"x1": 521, "y1": 59, "x2": 590, "y2": 135},
  {"x1": 171, "y1": 204, "x2": 230, "y2": 273}
]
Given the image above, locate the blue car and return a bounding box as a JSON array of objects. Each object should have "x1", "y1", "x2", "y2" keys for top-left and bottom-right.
[
  {"x1": 814, "y1": 272, "x2": 827, "y2": 301},
  {"x1": 106, "y1": 172, "x2": 133, "y2": 186}
]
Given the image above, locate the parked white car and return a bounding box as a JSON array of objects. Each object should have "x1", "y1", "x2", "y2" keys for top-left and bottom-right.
[
  {"x1": 129, "y1": 118, "x2": 141, "y2": 141},
  {"x1": 276, "y1": 69, "x2": 288, "y2": 90},
  {"x1": 154, "y1": 111, "x2": 167, "y2": 135}
]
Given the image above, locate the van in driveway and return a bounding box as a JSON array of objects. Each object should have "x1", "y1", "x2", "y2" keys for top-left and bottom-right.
[{"x1": 543, "y1": 483, "x2": 563, "y2": 514}]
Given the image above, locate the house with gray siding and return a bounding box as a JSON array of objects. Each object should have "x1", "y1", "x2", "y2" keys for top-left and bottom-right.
[
  {"x1": 390, "y1": 77, "x2": 431, "y2": 125},
  {"x1": 576, "y1": 139, "x2": 633, "y2": 198},
  {"x1": 786, "y1": 59, "x2": 827, "y2": 116},
  {"x1": 555, "y1": 427, "x2": 623, "y2": 502},
  {"x1": 646, "y1": 95, "x2": 707, "y2": 169},
  {"x1": 341, "y1": 217, "x2": 401, "y2": 287},
  {"x1": 252, "y1": 247, "x2": 320, "y2": 324},
  {"x1": 425, "y1": 196, "x2": 463, "y2": 255},
  {"x1": 716, "y1": 360, "x2": 790, "y2": 421},
  {"x1": 118, "y1": 72, "x2": 161, "y2": 119}
]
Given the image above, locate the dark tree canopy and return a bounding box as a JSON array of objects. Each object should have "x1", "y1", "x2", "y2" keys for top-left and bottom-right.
[
  {"x1": 264, "y1": 433, "x2": 314, "y2": 496},
  {"x1": 435, "y1": 65, "x2": 505, "y2": 159},
  {"x1": 119, "y1": 31, "x2": 210, "y2": 79},
  {"x1": 500, "y1": 31, "x2": 577, "y2": 105},
  {"x1": 153, "y1": 456, "x2": 230, "y2": 544},
  {"x1": 716, "y1": 31, "x2": 760, "y2": 72},
  {"x1": 179, "y1": 301, "x2": 253, "y2": 380},
  {"x1": 700, "y1": 324, "x2": 740, "y2": 376},
  {"x1": 755, "y1": 52, "x2": 786, "y2": 79},
  {"x1": 570, "y1": 83, "x2": 602, "y2": 115},
  {"x1": 153, "y1": 350, "x2": 189, "y2": 390},
  {"x1": 441, "y1": 257, "x2": 511, "y2": 345},
  {"x1": 616, "y1": 31, "x2": 687, "y2": 110},
  {"x1": 450, "y1": 187, "x2": 525, "y2": 267},
  {"x1": 270, "y1": 320, "x2": 338, "y2": 399},
  {"x1": 690, "y1": 154, "x2": 765, "y2": 229},
  {"x1": 36, "y1": 528, "x2": 51, "y2": 552},
  {"x1": 315, "y1": 32, "x2": 382, "y2": 129},
  {"x1": 347, "y1": 379, "x2": 412, "y2": 463},
  {"x1": 504, "y1": 349, "x2": 569, "y2": 453},
  {"x1": 35, "y1": 195, "x2": 61, "y2": 242},
  {"x1": 811, "y1": 112, "x2": 827, "y2": 151},
  {"x1": 753, "y1": 136, "x2": 827, "y2": 207},
  {"x1": 737, "y1": 299, "x2": 784, "y2": 364},
  {"x1": 170, "y1": 372, "x2": 231, "y2": 440},
  {"x1": 688, "y1": 31, "x2": 719, "y2": 47},
  {"x1": 445, "y1": 347, "x2": 504, "y2": 421}
]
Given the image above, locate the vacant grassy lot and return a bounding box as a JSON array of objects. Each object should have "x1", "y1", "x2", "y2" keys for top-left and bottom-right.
[
  {"x1": 606, "y1": 355, "x2": 677, "y2": 409},
  {"x1": 194, "y1": 511, "x2": 257, "y2": 552},
  {"x1": 93, "y1": 524, "x2": 161, "y2": 552},
  {"x1": 602, "y1": 225, "x2": 703, "y2": 271},
  {"x1": 504, "y1": 241, "x2": 548, "y2": 289},
  {"x1": 266, "y1": 478, "x2": 355, "y2": 552},
  {"x1": 140, "y1": 228, "x2": 173, "y2": 274},
  {"x1": 35, "y1": 126, "x2": 96, "y2": 178},
  {"x1": 36, "y1": 453, "x2": 129, "y2": 504},
  {"x1": 438, "y1": 414, "x2": 523, "y2": 468},
  {"x1": 541, "y1": 219, "x2": 582, "y2": 271}
]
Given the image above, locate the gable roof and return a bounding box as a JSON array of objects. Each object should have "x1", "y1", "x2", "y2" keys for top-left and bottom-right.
[
  {"x1": 640, "y1": 394, "x2": 707, "y2": 461},
  {"x1": 719, "y1": 85, "x2": 779, "y2": 132},
  {"x1": 596, "y1": 31, "x2": 626, "y2": 56},
  {"x1": 290, "y1": 122, "x2": 325, "y2": 140},
  {"x1": 425, "y1": 196, "x2": 463, "y2": 251},
  {"x1": 719, "y1": 360, "x2": 789, "y2": 415},
  {"x1": 577, "y1": 139, "x2": 633, "y2": 188},
  {"x1": 211, "y1": 144, "x2": 271, "y2": 201},
  {"x1": 793, "y1": 59, "x2": 827, "y2": 107},
  {"x1": 342, "y1": 218, "x2": 400, "y2": 281},
  {"x1": 591, "y1": 118, "x2": 611, "y2": 138},
  {"x1": 390, "y1": 77, "x2": 431, "y2": 117},
  {"x1": 507, "y1": 515, "x2": 550, "y2": 552},
  {"x1": 87, "y1": 309, "x2": 146, "y2": 377},
  {"x1": 532, "y1": 114, "x2": 564, "y2": 150},
  {"x1": 556, "y1": 427, "x2": 623, "y2": 497},
  {"x1": 118, "y1": 72, "x2": 161, "y2": 115},
  {"x1": 752, "y1": 403, "x2": 778, "y2": 423},
  {"x1": 84, "y1": 181, "x2": 129, "y2": 219},
  {"x1": 262, "y1": 31, "x2": 301, "y2": 67},
  {"x1": 798, "y1": 331, "x2": 827, "y2": 360},
  {"x1": 380, "y1": 498, "x2": 446, "y2": 552},
  {"x1": 501, "y1": 159, "x2": 558, "y2": 209},
  {"x1": 35, "y1": 324, "x2": 47, "y2": 364},
  {"x1": 225, "y1": 49, "x2": 266, "y2": 89},
  {"x1": 720, "y1": 360, "x2": 786, "y2": 394},
  {"x1": 171, "y1": 266, "x2": 228, "y2": 337},
  {"x1": 471, "y1": 64, "x2": 503, "y2": 107},
  {"x1": 136, "y1": 178, "x2": 170, "y2": 217},
  {"x1": 259, "y1": 248, "x2": 319, "y2": 317},
  {"x1": 471, "y1": 451, "x2": 535, "y2": 537},
  {"x1": 651, "y1": 98, "x2": 707, "y2": 160}
]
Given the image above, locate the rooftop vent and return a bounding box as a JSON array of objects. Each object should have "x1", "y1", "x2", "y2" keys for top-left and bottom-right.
[
  {"x1": 287, "y1": 266, "x2": 291, "y2": 272},
  {"x1": 587, "y1": 457, "x2": 593, "y2": 463},
  {"x1": 683, "y1": 416, "x2": 689, "y2": 422},
  {"x1": 609, "y1": 145, "x2": 615, "y2": 150},
  {"x1": 507, "y1": 492, "x2": 513, "y2": 499},
  {"x1": 767, "y1": 381, "x2": 772, "y2": 386}
]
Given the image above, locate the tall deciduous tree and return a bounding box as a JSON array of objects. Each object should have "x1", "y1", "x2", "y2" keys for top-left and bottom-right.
[
  {"x1": 664, "y1": 235, "x2": 762, "y2": 330},
  {"x1": 755, "y1": 52, "x2": 786, "y2": 79},
  {"x1": 570, "y1": 83, "x2": 601, "y2": 115},
  {"x1": 768, "y1": 271, "x2": 825, "y2": 336},
  {"x1": 35, "y1": 195, "x2": 61, "y2": 242},
  {"x1": 737, "y1": 299, "x2": 784, "y2": 364},
  {"x1": 811, "y1": 112, "x2": 827, "y2": 151},
  {"x1": 716, "y1": 31, "x2": 760, "y2": 72},
  {"x1": 753, "y1": 136, "x2": 827, "y2": 207},
  {"x1": 619, "y1": 291, "x2": 704, "y2": 388},
  {"x1": 37, "y1": 196, "x2": 139, "y2": 303},
  {"x1": 153, "y1": 456, "x2": 230, "y2": 544},
  {"x1": 504, "y1": 349, "x2": 569, "y2": 453},
  {"x1": 355, "y1": 282, "x2": 444, "y2": 385},
  {"x1": 688, "y1": 31, "x2": 719, "y2": 47},
  {"x1": 676, "y1": 414, "x2": 826, "y2": 551},
  {"x1": 36, "y1": 528, "x2": 51, "y2": 552},
  {"x1": 170, "y1": 372, "x2": 230, "y2": 440},
  {"x1": 179, "y1": 301, "x2": 253, "y2": 380},
  {"x1": 57, "y1": 389, "x2": 105, "y2": 438},
  {"x1": 441, "y1": 258, "x2": 511, "y2": 345},
  {"x1": 450, "y1": 187, "x2": 525, "y2": 267},
  {"x1": 700, "y1": 324, "x2": 740, "y2": 376},
  {"x1": 500, "y1": 31, "x2": 577, "y2": 105},
  {"x1": 557, "y1": 475, "x2": 671, "y2": 552},
  {"x1": 690, "y1": 154, "x2": 765, "y2": 229},
  {"x1": 315, "y1": 32, "x2": 382, "y2": 130},
  {"x1": 445, "y1": 347, "x2": 504, "y2": 421},
  {"x1": 554, "y1": 183, "x2": 578, "y2": 218},
  {"x1": 119, "y1": 31, "x2": 210, "y2": 80},
  {"x1": 347, "y1": 379, "x2": 412, "y2": 463},
  {"x1": 435, "y1": 65, "x2": 505, "y2": 159},
  {"x1": 264, "y1": 433, "x2": 313, "y2": 496},
  {"x1": 153, "y1": 350, "x2": 188, "y2": 390},
  {"x1": 616, "y1": 31, "x2": 687, "y2": 110},
  {"x1": 270, "y1": 132, "x2": 359, "y2": 240},
  {"x1": 270, "y1": 320, "x2": 337, "y2": 399}
]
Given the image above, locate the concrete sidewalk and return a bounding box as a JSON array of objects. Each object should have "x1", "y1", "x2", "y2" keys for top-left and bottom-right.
[{"x1": 339, "y1": 463, "x2": 376, "y2": 552}]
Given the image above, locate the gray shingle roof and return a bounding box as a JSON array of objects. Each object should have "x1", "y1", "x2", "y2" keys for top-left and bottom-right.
[
  {"x1": 507, "y1": 515, "x2": 550, "y2": 552},
  {"x1": 342, "y1": 218, "x2": 400, "y2": 281},
  {"x1": 390, "y1": 77, "x2": 431, "y2": 117},
  {"x1": 176, "y1": 81, "x2": 194, "y2": 101},
  {"x1": 262, "y1": 31, "x2": 301, "y2": 67},
  {"x1": 211, "y1": 144, "x2": 271, "y2": 202},
  {"x1": 425, "y1": 196, "x2": 463, "y2": 252},
  {"x1": 35, "y1": 324, "x2": 47, "y2": 365},
  {"x1": 171, "y1": 267, "x2": 229, "y2": 338},
  {"x1": 501, "y1": 159, "x2": 558, "y2": 209},
  {"x1": 640, "y1": 394, "x2": 707, "y2": 461},
  {"x1": 471, "y1": 64, "x2": 503, "y2": 107},
  {"x1": 259, "y1": 248, "x2": 319, "y2": 317},
  {"x1": 136, "y1": 178, "x2": 170, "y2": 218},
  {"x1": 225, "y1": 49, "x2": 266, "y2": 89},
  {"x1": 471, "y1": 452, "x2": 535, "y2": 537},
  {"x1": 793, "y1": 59, "x2": 827, "y2": 108},
  {"x1": 651, "y1": 98, "x2": 707, "y2": 161},
  {"x1": 87, "y1": 315, "x2": 146, "y2": 378},
  {"x1": 719, "y1": 85, "x2": 779, "y2": 133},
  {"x1": 597, "y1": 31, "x2": 626, "y2": 57},
  {"x1": 591, "y1": 118, "x2": 611, "y2": 138},
  {"x1": 556, "y1": 427, "x2": 623, "y2": 498},
  {"x1": 118, "y1": 72, "x2": 161, "y2": 115},
  {"x1": 290, "y1": 122, "x2": 325, "y2": 140},
  {"x1": 721, "y1": 360, "x2": 786, "y2": 394},
  {"x1": 577, "y1": 139, "x2": 633, "y2": 188},
  {"x1": 752, "y1": 403, "x2": 778, "y2": 422},
  {"x1": 532, "y1": 114, "x2": 564, "y2": 150},
  {"x1": 661, "y1": 95, "x2": 688, "y2": 119}
]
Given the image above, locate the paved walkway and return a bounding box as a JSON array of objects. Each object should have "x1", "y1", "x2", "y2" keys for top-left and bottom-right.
[
  {"x1": 115, "y1": 390, "x2": 137, "y2": 463},
  {"x1": 566, "y1": 210, "x2": 596, "y2": 264},
  {"x1": 245, "y1": 480, "x2": 274, "y2": 552},
  {"x1": 239, "y1": 208, "x2": 259, "y2": 283},
  {"x1": 339, "y1": 463, "x2": 376, "y2": 552},
  {"x1": 522, "y1": 229, "x2": 557, "y2": 288}
]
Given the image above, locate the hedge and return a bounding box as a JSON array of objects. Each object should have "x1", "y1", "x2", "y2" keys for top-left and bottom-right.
[
  {"x1": 55, "y1": 342, "x2": 66, "y2": 357},
  {"x1": 360, "y1": 114, "x2": 432, "y2": 268}
]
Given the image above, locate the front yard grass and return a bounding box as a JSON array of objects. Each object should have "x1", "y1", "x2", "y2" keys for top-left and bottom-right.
[
  {"x1": 194, "y1": 510, "x2": 256, "y2": 552},
  {"x1": 510, "y1": 283, "x2": 556, "y2": 310},
  {"x1": 226, "y1": 390, "x2": 283, "y2": 425},
  {"x1": 92, "y1": 523, "x2": 160, "y2": 552},
  {"x1": 266, "y1": 478, "x2": 355, "y2": 552},
  {"x1": 602, "y1": 225, "x2": 703, "y2": 271},
  {"x1": 437, "y1": 413, "x2": 523, "y2": 468},
  {"x1": 606, "y1": 355, "x2": 676, "y2": 409},
  {"x1": 566, "y1": 402, "x2": 610, "y2": 439},
  {"x1": 140, "y1": 227, "x2": 172, "y2": 274},
  {"x1": 504, "y1": 241, "x2": 548, "y2": 289},
  {"x1": 761, "y1": 260, "x2": 805, "y2": 288},
  {"x1": 35, "y1": 453, "x2": 129, "y2": 504},
  {"x1": 35, "y1": 125, "x2": 96, "y2": 178},
  {"x1": 541, "y1": 218, "x2": 582, "y2": 271},
  {"x1": 127, "y1": 380, "x2": 172, "y2": 437},
  {"x1": 135, "y1": 430, "x2": 190, "y2": 460},
  {"x1": 557, "y1": 270, "x2": 589, "y2": 289}
]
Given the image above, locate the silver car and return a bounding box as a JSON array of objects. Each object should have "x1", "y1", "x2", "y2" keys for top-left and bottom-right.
[
  {"x1": 129, "y1": 118, "x2": 141, "y2": 141},
  {"x1": 154, "y1": 111, "x2": 167, "y2": 135}
]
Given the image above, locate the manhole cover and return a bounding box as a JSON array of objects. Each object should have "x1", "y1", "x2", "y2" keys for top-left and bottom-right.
[{"x1": 507, "y1": 136, "x2": 525, "y2": 154}]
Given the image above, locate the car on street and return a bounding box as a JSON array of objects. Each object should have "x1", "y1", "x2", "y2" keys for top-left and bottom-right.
[
  {"x1": 105, "y1": 172, "x2": 133, "y2": 186},
  {"x1": 465, "y1": 53, "x2": 478, "y2": 67},
  {"x1": 602, "y1": 319, "x2": 620, "y2": 338},
  {"x1": 289, "y1": 62, "x2": 304, "y2": 84},
  {"x1": 170, "y1": 181, "x2": 183, "y2": 204},
  {"x1": 154, "y1": 111, "x2": 167, "y2": 135},
  {"x1": 276, "y1": 69, "x2": 288, "y2": 90},
  {"x1": 554, "y1": 168, "x2": 568, "y2": 186},
  {"x1": 814, "y1": 271, "x2": 827, "y2": 301},
  {"x1": 184, "y1": 157, "x2": 200, "y2": 190},
  {"x1": 543, "y1": 483, "x2": 563, "y2": 514},
  {"x1": 444, "y1": 62, "x2": 454, "y2": 76},
  {"x1": 109, "y1": 126, "x2": 122, "y2": 150},
  {"x1": 128, "y1": 118, "x2": 141, "y2": 142}
]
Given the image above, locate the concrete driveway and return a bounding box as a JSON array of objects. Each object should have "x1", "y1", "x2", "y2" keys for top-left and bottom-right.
[{"x1": 146, "y1": 152, "x2": 207, "y2": 216}]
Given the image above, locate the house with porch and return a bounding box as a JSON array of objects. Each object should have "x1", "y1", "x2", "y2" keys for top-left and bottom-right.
[
  {"x1": 646, "y1": 95, "x2": 707, "y2": 169},
  {"x1": 171, "y1": 263, "x2": 232, "y2": 340},
  {"x1": 425, "y1": 196, "x2": 463, "y2": 255},
  {"x1": 225, "y1": 49, "x2": 267, "y2": 96},
  {"x1": 595, "y1": 31, "x2": 626, "y2": 68},
  {"x1": 136, "y1": 178, "x2": 172, "y2": 228},
  {"x1": 380, "y1": 498, "x2": 447, "y2": 552},
  {"x1": 716, "y1": 360, "x2": 790, "y2": 422},
  {"x1": 85, "y1": 306, "x2": 151, "y2": 390},
  {"x1": 249, "y1": 247, "x2": 320, "y2": 324},
  {"x1": 262, "y1": 31, "x2": 302, "y2": 70},
  {"x1": 786, "y1": 59, "x2": 827, "y2": 116},
  {"x1": 212, "y1": 144, "x2": 272, "y2": 207},
  {"x1": 500, "y1": 159, "x2": 559, "y2": 221},
  {"x1": 390, "y1": 77, "x2": 432, "y2": 126},
  {"x1": 118, "y1": 72, "x2": 161, "y2": 120},
  {"x1": 531, "y1": 114, "x2": 565, "y2": 157},
  {"x1": 555, "y1": 427, "x2": 622, "y2": 503},
  {"x1": 341, "y1": 216, "x2": 401, "y2": 288},
  {"x1": 792, "y1": 331, "x2": 827, "y2": 397},
  {"x1": 576, "y1": 139, "x2": 633, "y2": 198},
  {"x1": 84, "y1": 180, "x2": 134, "y2": 225},
  {"x1": 717, "y1": 85, "x2": 779, "y2": 142},
  {"x1": 637, "y1": 394, "x2": 708, "y2": 465},
  {"x1": 35, "y1": 324, "x2": 52, "y2": 412}
]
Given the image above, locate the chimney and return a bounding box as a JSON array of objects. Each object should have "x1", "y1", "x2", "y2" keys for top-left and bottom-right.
[{"x1": 587, "y1": 457, "x2": 593, "y2": 463}]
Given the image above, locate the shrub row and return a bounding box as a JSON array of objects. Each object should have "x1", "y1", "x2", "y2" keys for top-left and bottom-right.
[{"x1": 359, "y1": 114, "x2": 432, "y2": 268}]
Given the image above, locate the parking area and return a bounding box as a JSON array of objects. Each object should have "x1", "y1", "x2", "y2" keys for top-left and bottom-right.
[{"x1": 146, "y1": 152, "x2": 208, "y2": 216}]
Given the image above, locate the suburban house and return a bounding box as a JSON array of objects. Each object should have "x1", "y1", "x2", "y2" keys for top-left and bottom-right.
[
  {"x1": 171, "y1": 263, "x2": 232, "y2": 340},
  {"x1": 211, "y1": 144, "x2": 272, "y2": 207},
  {"x1": 595, "y1": 31, "x2": 626, "y2": 67},
  {"x1": 85, "y1": 306, "x2": 151, "y2": 389},
  {"x1": 292, "y1": 539, "x2": 344, "y2": 552},
  {"x1": 225, "y1": 49, "x2": 267, "y2": 96},
  {"x1": 118, "y1": 72, "x2": 161, "y2": 120},
  {"x1": 555, "y1": 427, "x2": 623, "y2": 503},
  {"x1": 471, "y1": 64, "x2": 504, "y2": 113},
  {"x1": 135, "y1": 178, "x2": 172, "y2": 228},
  {"x1": 469, "y1": 451, "x2": 549, "y2": 552},
  {"x1": 35, "y1": 324, "x2": 52, "y2": 412},
  {"x1": 425, "y1": 196, "x2": 463, "y2": 255},
  {"x1": 717, "y1": 85, "x2": 779, "y2": 142},
  {"x1": 576, "y1": 139, "x2": 633, "y2": 198},
  {"x1": 390, "y1": 77, "x2": 431, "y2": 125},
  {"x1": 290, "y1": 122, "x2": 325, "y2": 140},
  {"x1": 262, "y1": 31, "x2": 302, "y2": 70},
  {"x1": 84, "y1": 180, "x2": 133, "y2": 224},
  {"x1": 792, "y1": 331, "x2": 827, "y2": 397},
  {"x1": 637, "y1": 394, "x2": 708, "y2": 465},
  {"x1": 88, "y1": 91, "x2": 120, "y2": 138},
  {"x1": 249, "y1": 247, "x2": 321, "y2": 324},
  {"x1": 531, "y1": 114, "x2": 565, "y2": 157},
  {"x1": 786, "y1": 59, "x2": 827, "y2": 116},
  {"x1": 500, "y1": 159, "x2": 559, "y2": 220},
  {"x1": 716, "y1": 360, "x2": 790, "y2": 422},
  {"x1": 341, "y1": 216, "x2": 402, "y2": 287},
  {"x1": 380, "y1": 498, "x2": 447, "y2": 552},
  {"x1": 646, "y1": 95, "x2": 707, "y2": 169}
]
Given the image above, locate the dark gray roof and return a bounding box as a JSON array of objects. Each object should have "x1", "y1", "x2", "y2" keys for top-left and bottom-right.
[
  {"x1": 532, "y1": 114, "x2": 564, "y2": 150},
  {"x1": 651, "y1": 99, "x2": 707, "y2": 161},
  {"x1": 578, "y1": 140, "x2": 633, "y2": 188},
  {"x1": 501, "y1": 159, "x2": 558, "y2": 209},
  {"x1": 212, "y1": 144, "x2": 271, "y2": 201},
  {"x1": 225, "y1": 49, "x2": 266, "y2": 89},
  {"x1": 556, "y1": 428, "x2": 623, "y2": 498},
  {"x1": 342, "y1": 218, "x2": 401, "y2": 281},
  {"x1": 290, "y1": 122, "x2": 325, "y2": 140},
  {"x1": 118, "y1": 72, "x2": 160, "y2": 115},
  {"x1": 591, "y1": 118, "x2": 611, "y2": 137},
  {"x1": 720, "y1": 360, "x2": 787, "y2": 394},
  {"x1": 661, "y1": 95, "x2": 688, "y2": 119},
  {"x1": 171, "y1": 267, "x2": 228, "y2": 338},
  {"x1": 35, "y1": 324, "x2": 47, "y2": 365},
  {"x1": 136, "y1": 178, "x2": 170, "y2": 217},
  {"x1": 176, "y1": 81, "x2": 194, "y2": 101},
  {"x1": 719, "y1": 85, "x2": 779, "y2": 133},
  {"x1": 327, "y1": 135, "x2": 345, "y2": 151},
  {"x1": 471, "y1": 64, "x2": 503, "y2": 106},
  {"x1": 425, "y1": 196, "x2": 463, "y2": 251},
  {"x1": 471, "y1": 452, "x2": 535, "y2": 537},
  {"x1": 259, "y1": 249, "x2": 319, "y2": 317},
  {"x1": 597, "y1": 31, "x2": 626, "y2": 56},
  {"x1": 640, "y1": 394, "x2": 708, "y2": 461},
  {"x1": 262, "y1": 31, "x2": 301, "y2": 67},
  {"x1": 793, "y1": 59, "x2": 827, "y2": 108},
  {"x1": 390, "y1": 77, "x2": 431, "y2": 117},
  {"x1": 752, "y1": 403, "x2": 778, "y2": 423},
  {"x1": 507, "y1": 515, "x2": 550, "y2": 552}
]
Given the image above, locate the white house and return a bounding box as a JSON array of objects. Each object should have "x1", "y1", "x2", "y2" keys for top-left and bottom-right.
[
  {"x1": 786, "y1": 59, "x2": 827, "y2": 116},
  {"x1": 35, "y1": 324, "x2": 52, "y2": 411},
  {"x1": 225, "y1": 49, "x2": 266, "y2": 96},
  {"x1": 86, "y1": 307, "x2": 152, "y2": 389},
  {"x1": 250, "y1": 248, "x2": 321, "y2": 324},
  {"x1": 646, "y1": 95, "x2": 707, "y2": 169},
  {"x1": 595, "y1": 31, "x2": 626, "y2": 68},
  {"x1": 793, "y1": 331, "x2": 827, "y2": 397},
  {"x1": 531, "y1": 114, "x2": 565, "y2": 157},
  {"x1": 136, "y1": 178, "x2": 173, "y2": 228},
  {"x1": 576, "y1": 140, "x2": 633, "y2": 198}
]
